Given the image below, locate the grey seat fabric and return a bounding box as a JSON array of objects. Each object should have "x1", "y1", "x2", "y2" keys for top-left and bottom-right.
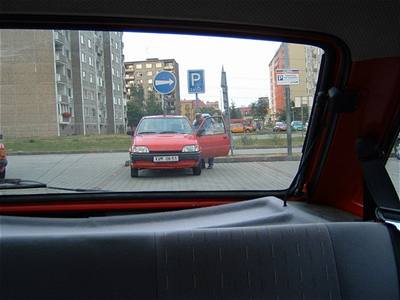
[{"x1": 1, "y1": 222, "x2": 399, "y2": 300}]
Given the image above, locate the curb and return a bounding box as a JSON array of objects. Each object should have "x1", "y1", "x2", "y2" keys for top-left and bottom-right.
[{"x1": 215, "y1": 155, "x2": 301, "y2": 163}]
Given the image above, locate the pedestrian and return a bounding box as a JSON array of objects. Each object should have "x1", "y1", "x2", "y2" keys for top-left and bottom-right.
[
  {"x1": 192, "y1": 113, "x2": 203, "y2": 130},
  {"x1": 202, "y1": 116, "x2": 215, "y2": 169},
  {"x1": 0, "y1": 143, "x2": 7, "y2": 181}
]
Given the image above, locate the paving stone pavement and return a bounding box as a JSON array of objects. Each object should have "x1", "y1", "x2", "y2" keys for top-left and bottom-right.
[{"x1": 4, "y1": 153, "x2": 399, "y2": 194}]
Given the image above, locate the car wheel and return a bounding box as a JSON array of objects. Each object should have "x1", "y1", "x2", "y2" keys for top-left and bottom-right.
[
  {"x1": 395, "y1": 138, "x2": 400, "y2": 160},
  {"x1": 192, "y1": 165, "x2": 201, "y2": 176},
  {"x1": 130, "y1": 168, "x2": 139, "y2": 177}
]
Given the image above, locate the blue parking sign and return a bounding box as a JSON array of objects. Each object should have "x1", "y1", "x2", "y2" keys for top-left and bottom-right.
[{"x1": 188, "y1": 70, "x2": 205, "y2": 94}]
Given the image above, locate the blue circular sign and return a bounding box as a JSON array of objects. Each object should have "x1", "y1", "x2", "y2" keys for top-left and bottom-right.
[{"x1": 153, "y1": 71, "x2": 177, "y2": 95}]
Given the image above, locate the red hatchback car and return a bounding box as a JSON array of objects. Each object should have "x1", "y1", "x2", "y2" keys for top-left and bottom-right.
[{"x1": 129, "y1": 115, "x2": 230, "y2": 177}]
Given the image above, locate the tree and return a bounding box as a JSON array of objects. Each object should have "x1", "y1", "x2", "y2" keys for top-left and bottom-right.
[
  {"x1": 250, "y1": 98, "x2": 269, "y2": 123},
  {"x1": 195, "y1": 106, "x2": 220, "y2": 116},
  {"x1": 229, "y1": 102, "x2": 242, "y2": 119},
  {"x1": 127, "y1": 100, "x2": 144, "y2": 127},
  {"x1": 126, "y1": 83, "x2": 145, "y2": 127},
  {"x1": 129, "y1": 83, "x2": 145, "y2": 105},
  {"x1": 145, "y1": 91, "x2": 163, "y2": 115}
]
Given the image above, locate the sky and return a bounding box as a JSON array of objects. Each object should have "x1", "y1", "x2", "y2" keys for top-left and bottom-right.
[{"x1": 123, "y1": 32, "x2": 280, "y2": 107}]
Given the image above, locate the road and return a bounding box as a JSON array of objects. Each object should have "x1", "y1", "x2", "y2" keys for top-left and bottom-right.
[{"x1": 3, "y1": 153, "x2": 399, "y2": 194}]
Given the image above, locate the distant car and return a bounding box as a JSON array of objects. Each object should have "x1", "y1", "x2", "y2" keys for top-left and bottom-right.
[
  {"x1": 273, "y1": 122, "x2": 287, "y2": 132},
  {"x1": 230, "y1": 122, "x2": 245, "y2": 133},
  {"x1": 0, "y1": 143, "x2": 7, "y2": 180},
  {"x1": 129, "y1": 115, "x2": 230, "y2": 177},
  {"x1": 291, "y1": 121, "x2": 304, "y2": 131}
]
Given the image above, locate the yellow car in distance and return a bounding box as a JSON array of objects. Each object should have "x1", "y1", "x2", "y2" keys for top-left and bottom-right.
[{"x1": 230, "y1": 123, "x2": 245, "y2": 133}]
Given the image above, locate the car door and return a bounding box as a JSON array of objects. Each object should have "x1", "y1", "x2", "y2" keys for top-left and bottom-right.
[{"x1": 196, "y1": 116, "x2": 230, "y2": 158}]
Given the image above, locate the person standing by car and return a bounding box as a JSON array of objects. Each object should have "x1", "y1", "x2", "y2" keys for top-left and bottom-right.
[
  {"x1": 201, "y1": 116, "x2": 216, "y2": 169},
  {"x1": 192, "y1": 113, "x2": 203, "y2": 129},
  {"x1": 0, "y1": 143, "x2": 7, "y2": 181}
]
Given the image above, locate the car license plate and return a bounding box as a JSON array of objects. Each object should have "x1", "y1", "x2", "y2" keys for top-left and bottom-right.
[{"x1": 153, "y1": 156, "x2": 179, "y2": 162}]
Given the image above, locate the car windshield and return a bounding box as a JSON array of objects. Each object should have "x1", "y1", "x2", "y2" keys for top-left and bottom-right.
[
  {"x1": 0, "y1": 29, "x2": 343, "y2": 195},
  {"x1": 137, "y1": 118, "x2": 193, "y2": 134}
]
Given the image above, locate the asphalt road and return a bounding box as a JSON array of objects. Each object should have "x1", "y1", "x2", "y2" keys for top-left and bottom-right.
[{"x1": 3, "y1": 153, "x2": 399, "y2": 194}]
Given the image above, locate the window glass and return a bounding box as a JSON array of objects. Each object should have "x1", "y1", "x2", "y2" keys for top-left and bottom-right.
[
  {"x1": 0, "y1": 29, "x2": 323, "y2": 194},
  {"x1": 386, "y1": 133, "x2": 400, "y2": 197}
]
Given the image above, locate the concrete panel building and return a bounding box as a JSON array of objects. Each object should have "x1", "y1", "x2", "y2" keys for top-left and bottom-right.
[
  {"x1": 0, "y1": 30, "x2": 59, "y2": 137},
  {"x1": 125, "y1": 58, "x2": 180, "y2": 114},
  {"x1": 269, "y1": 43, "x2": 322, "y2": 122},
  {"x1": 0, "y1": 29, "x2": 126, "y2": 138}
]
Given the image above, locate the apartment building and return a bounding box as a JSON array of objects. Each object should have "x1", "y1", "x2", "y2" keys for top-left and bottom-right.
[
  {"x1": 125, "y1": 58, "x2": 180, "y2": 114},
  {"x1": 269, "y1": 43, "x2": 322, "y2": 122},
  {"x1": 0, "y1": 29, "x2": 126, "y2": 138}
]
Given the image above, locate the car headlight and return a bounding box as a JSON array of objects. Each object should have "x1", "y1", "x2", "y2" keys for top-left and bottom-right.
[
  {"x1": 182, "y1": 145, "x2": 200, "y2": 152},
  {"x1": 132, "y1": 146, "x2": 149, "y2": 153}
]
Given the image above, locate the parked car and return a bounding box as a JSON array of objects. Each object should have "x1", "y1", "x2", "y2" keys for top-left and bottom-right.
[
  {"x1": 291, "y1": 121, "x2": 304, "y2": 131},
  {"x1": 129, "y1": 115, "x2": 230, "y2": 177},
  {"x1": 230, "y1": 122, "x2": 245, "y2": 133},
  {"x1": 273, "y1": 121, "x2": 287, "y2": 132}
]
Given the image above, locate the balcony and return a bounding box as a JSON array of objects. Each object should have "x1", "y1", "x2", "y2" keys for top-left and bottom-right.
[
  {"x1": 56, "y1": 73, "x2": 67, "y2": 83},
  {"x1": 55, "y1": 52, "x2": 67, "y2": 64},
  {"x1": 163, "y1": 65, "x2": 174, "y2": 71},
  {"x1": 58, "y1": 94, "x2": 71, "y2": 104},
  {"x1": 54, "y1": 31, "x2": 65, "y2": 45}
]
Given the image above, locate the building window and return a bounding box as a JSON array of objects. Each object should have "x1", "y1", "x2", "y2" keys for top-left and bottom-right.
[
  {"x1": 115, "y1": 56, "x2": 119, "y2": 63},
  {"x1": 115, "y1": 42, "x2": 118, "y2": 49},
  {"x1": 89, "y1": 74, "x2": 93, "y2": 83},
  {"x1": 117, "y1": 84, "x2": 120, "y2": 91},
  {"x1": 112, "y1": 67, "x2": 115, "y2": 75},
  {"x1": 148, "y1": 87, "x2": 153, "y2": 91},
  {"x1": 88, "y1": 39, "x2": 92, "y2": 48},
  {"x1": 81, "y1": 53, "x2": 85, "y2": 62},
  {"x1": 88, "y1": 56, "x2": 93, "y2": 66},
  {"x1": 111, "y1": 53, "x2": 114, "y2": 61},
  {"x1": 82, "y1": 71, "x2": 86, "y2": 79},
  {"x1": 113, "y1": 97, "x2": 117, "y2": 105},
  {"x1": 156, "y1": 63, "x2": 162, "y2": 68},
  {"x1": 80, "y1": 35, "x2": 84, "y2": 44},
  {"x1": 147, "y1": 71, "x2": 153, "y2": 76},
  {"x1": 67, "y1": 69, "x2": 72, "y2": 79},
  {"x1": 148, "y1": 79, "x2": 153, "y2": 84},
  {"x1": 146, "y1": 63, "x2": 152, "y2": 69},
  {"x1": 136, "y1": 64, "x2": 142, "y2": 69},
  {"x1": 136, "y1": 72, "x2": 142, "y2": 77},
  {"x1": 92, "y1": 108, "x2": 96, "y2": 117},
  {"x1": 68, "y1": 88, "x2": 72, "y2": 97}
]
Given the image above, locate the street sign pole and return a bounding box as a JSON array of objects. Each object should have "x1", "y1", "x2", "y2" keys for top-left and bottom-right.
[
  {"x1": 195, "y1": 92, "x2": 199, "y2": 113},
  {"x1": 221, "y1": 66, "x2": 233, "y2": 155},
  {"x1": 161, "y1": 94, "x2": 165, "y2": 115},
  {"x1": 282, "y1": 43, "x2": 293, "y2": 157},
  {"x1": 285, "y1": 87, "x2": 292, "y2": 156}
]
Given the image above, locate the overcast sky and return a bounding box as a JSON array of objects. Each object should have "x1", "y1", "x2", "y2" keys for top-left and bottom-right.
[{"x1": 123, "y1": 32, "x2": 280, "y2": 107}]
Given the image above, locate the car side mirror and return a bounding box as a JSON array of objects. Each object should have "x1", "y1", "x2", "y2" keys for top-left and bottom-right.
[{"x1": 197, "y1": 128, "x2": 205, "y2": 136}]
